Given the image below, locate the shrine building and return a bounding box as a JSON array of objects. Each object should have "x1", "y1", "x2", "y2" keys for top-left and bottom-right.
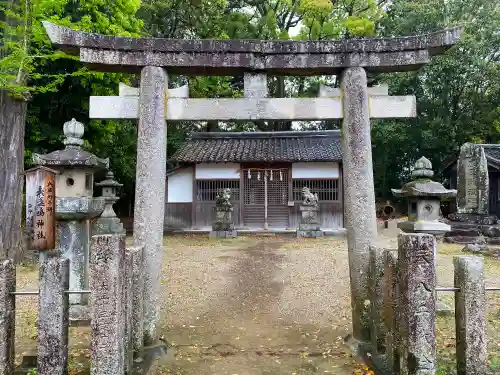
[{"x1": 165, "y1": 130, "x2": 343, "y2": 231}]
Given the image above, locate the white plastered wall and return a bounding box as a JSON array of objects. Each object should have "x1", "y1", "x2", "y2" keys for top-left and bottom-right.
[
  {"x1": 167, "y1": 167, "x2": 194, "y2": 203},
  {"x1": 292, "y1": 162, "x2": 339, "y2": 178},
  {"x1": 195, "y1": 163, "x2": 240, "y2": 179}
]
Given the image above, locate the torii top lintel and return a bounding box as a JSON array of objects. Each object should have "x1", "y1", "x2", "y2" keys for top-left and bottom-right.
[{"x1": 42, "y1": 21, "x2": 461, "y2": 76}]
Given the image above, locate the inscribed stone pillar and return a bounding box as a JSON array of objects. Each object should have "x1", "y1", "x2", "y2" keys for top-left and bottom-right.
[
  {"x1": 398, "y1": 233, "x2": 436, "y2": 375},
  {"x1": 341, "y1": 67, "x2": 378, "y2": 342},
  {"x1": 90, "y1": 234, "x2": 126, "y2": 375},
  {"x1": 0, "y1": 260, "x2": 15, "y2": 375},
  {"x1": 456, "y1": 143, "x2": 489, "y2": 215},
  {"x1": 38, "y1": 258, "x2": 69, "y2": 375},
  {"x1": 454, "y1": 256, "x2": 486, "y2": 375},
  {"x1": 133, "y1": 66, "x2": 168, "y2": 344}
]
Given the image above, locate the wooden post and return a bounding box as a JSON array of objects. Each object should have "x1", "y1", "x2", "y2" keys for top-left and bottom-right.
[
  {"x1": 264, "y1": 171, "x2": 268, "y2": 230},
  {"x1": 38, "y1": 258, "x2": 70, "y2": 375},
  {"x1": 240, "y1": 167, "x2": 244, "y2": 228},
  {"x1": 25, "y1": 166, "x2": 57, "y2": 251},
  {"x1": 454, "y1": 256, "x2": 487, "y2": 375},
  {"x1": 0, "y1": 260, "x2": 15, "y2": 375}
]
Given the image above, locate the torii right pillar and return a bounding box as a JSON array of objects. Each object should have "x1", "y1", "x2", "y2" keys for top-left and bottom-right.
[{"x1": 341, "y1": 67, "x2": 378, "y2": 343}]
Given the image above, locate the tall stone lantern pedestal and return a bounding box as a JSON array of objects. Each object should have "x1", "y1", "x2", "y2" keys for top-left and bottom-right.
[{"x1": 33, "y1": 119, "x2": 108, "y2": 322}]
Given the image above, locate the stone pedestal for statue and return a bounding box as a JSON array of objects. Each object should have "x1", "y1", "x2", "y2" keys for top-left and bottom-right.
[
  {"x1": 33, "y1": 119, "x2": 109, "y2": 323},
  {"x1": 445, "y1": 143, "x2": 500, "y2": 244},
  {"x1": 297, "y1": 187, "x2": 324, "y2": 238},
  {"x1": 210, "y1": 188, "x2": 237, "y2": 238},
  {"x1": 297, "y1": 205, "x2": 323, "y2": 238}
]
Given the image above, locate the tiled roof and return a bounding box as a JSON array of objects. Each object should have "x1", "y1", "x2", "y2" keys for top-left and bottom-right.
[
  {"x1": 440, "y1": 144, "x2": 500, "y2": 173},
  {"x1": 172, "y1": 131, "x2": 342, "y2": 163},
  {"x1": 483, "y1": 145, "x2": 500, "y2": 169}
]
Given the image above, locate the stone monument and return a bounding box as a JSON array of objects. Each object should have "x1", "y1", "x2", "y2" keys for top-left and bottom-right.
[
  {"x1": 33, "y1": 119, "x2": 108, "y2": 322},
  {"x1": 446, "y1": 143, "x2": 500, "y2": 244},
  {"x1": 456, "y1": 143, "x2": 489, "y2": 216},
  {"x1": 297, "y1": 187, "x2": 324, "y2": 238},
  {"x1": 210, "y1": 188, "x2": 236, "y2": 238},
  {"x1": 392, "y1": 157, "x2": 456, "y2": 235}
]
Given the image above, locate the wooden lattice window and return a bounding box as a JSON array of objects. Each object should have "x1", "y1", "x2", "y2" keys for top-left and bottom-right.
[
  {"x1": 243, "y1": 169, "x2": 289, "y2": 205},
  {"x1": 268, "y1": 170, "x2": 289, "y2": 205},
  {"x1": 196, "y1": 180, "x2": 240, "y2": 201},
  {"x1": 292, "y1": 179, "x2": 339, "y2": 201},
  {"x1": 244, "y1": 170, "x2": 265, "y2": 205}
]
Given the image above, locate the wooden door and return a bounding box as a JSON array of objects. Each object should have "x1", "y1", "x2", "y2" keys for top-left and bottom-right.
[{"x1": 242, "y1": 169, "x2": 289, "y2": 228}]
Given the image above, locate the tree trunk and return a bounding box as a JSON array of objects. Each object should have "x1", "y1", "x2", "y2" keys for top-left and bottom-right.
[{"x1": 0, "y1": 89, "x2": 27, "y2": 260}]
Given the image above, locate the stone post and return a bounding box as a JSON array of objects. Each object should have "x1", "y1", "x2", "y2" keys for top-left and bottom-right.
[
  {"x1": 341, "y1": 67, "x2": 378, "y2": 342},
  {"x1": 454, "y1": 256, "x2": 487, "y2": 375},
  {"x1": 131, "y1": 246, "x2": 144, "y2": 353},
  {"x1": 90, "y1": 234, "x2": 126, "y2": 375},
  {"x1": 38, "y1": 258, "x2": 70, "y2": 375},
  {"x1": 124, "y1": 247, "x2": 141, "y2": 374},
  {"x1": 0, "y1": 260, "x2": 15, "y2": 375},
  {"x1": 133, "y1": 66, "x2": 168, "y2": 344},
  {"x1": 398, "y1": 233, "x2": 436, "y2": 375},
  {"x1": 383, "y1": 250, "x2": 400, "y2": 373},
  {"x1": 58, "y1": 220, "x2": 88, "y2": 306},
  {"x1": 369, "y1": 243, "x2": 387, "y2": 355}
]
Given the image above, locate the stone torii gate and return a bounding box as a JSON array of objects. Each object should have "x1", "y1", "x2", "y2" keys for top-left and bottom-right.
[{"x1": 42, "y1": 21, "x2": 461, "y2": 346}]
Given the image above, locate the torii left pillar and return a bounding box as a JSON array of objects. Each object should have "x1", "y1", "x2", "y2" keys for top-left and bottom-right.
[
  {"x1": 341, "y1": 67, "x2": 379, "y2": 343},
  {"x1": 133, "y1": 66, "x2": 168, "y2": 345}
]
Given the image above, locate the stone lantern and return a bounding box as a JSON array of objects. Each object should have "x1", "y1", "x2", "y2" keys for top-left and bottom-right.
[
  {"x1": 391, "y1": 156, "x2": 457, "y2": 235},
  {"x1": 33, "y1": 118, "x2": 108, "y2": 320},
  {"x1": 94, "y1": 171, "x2": 125, "y2": 234}
]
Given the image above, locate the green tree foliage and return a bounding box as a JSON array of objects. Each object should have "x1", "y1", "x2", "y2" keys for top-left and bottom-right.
[
  {"x1": 372, "y1": 0, "x2": 500, "y2": 197},
  {"x1": 2, "y1": 0, "x2": 499, "y2": 213},
  {"x1": 2, "y1": 1, "x2": 144, "y2": 207}
]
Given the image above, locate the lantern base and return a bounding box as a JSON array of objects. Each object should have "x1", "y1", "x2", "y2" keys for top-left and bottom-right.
[{"x1": 397, "y1": 220, "x2": 451, "y2": 235}]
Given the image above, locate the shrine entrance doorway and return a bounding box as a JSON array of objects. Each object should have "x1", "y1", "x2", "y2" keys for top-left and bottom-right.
[{"x1": 242, "y1": 167, "x2": 290, "y2": 229}]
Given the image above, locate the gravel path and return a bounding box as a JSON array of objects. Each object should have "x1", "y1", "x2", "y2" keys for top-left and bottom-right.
[
  {"x1": 13, "y1": 234, "x2": 498, "y2": 374},
  {"x1": 157, "y1": 236, "x2": 360, "y2": 375}
]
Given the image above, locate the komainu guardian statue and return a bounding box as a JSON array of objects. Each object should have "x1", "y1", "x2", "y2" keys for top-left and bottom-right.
[
  {"x1": 211, "y1": 188, "x2": 236, "y2": 238},
  {"x1": 302, "y1": 187, "x2": 319, "y2": 207},
  {"x1": 298, "y1": 187, "x2": 323, "y2": 238}
]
